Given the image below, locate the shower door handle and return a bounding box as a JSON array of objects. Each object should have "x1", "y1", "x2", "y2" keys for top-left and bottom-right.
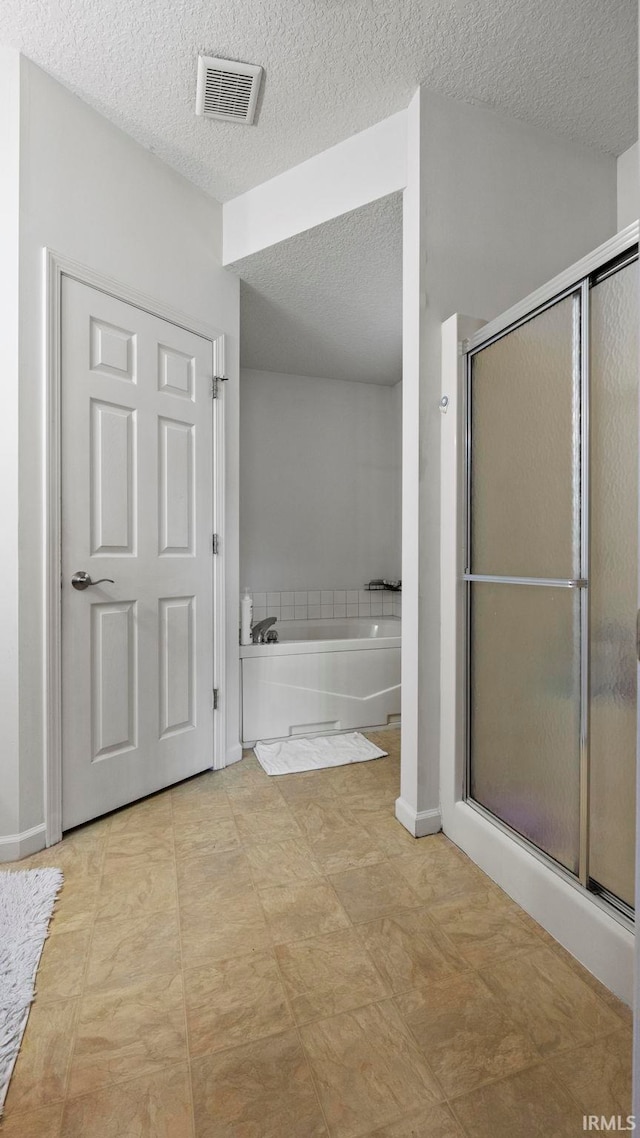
[{"x1": 637, "y1": 610, "x2": 640, "y2": 662}]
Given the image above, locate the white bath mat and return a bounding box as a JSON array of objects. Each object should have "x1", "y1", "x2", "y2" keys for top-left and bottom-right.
[
  {"x1": 254, "y1": 731, "x2": 387, "y2": 776},
  {"x1": 0, "y1": 868, "x2": 63, "y2": 1113}
]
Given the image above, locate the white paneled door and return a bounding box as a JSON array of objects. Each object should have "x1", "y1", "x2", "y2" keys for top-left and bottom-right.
[{"x1": 61, "y1": 277, "x2": 215, "y2": 829}]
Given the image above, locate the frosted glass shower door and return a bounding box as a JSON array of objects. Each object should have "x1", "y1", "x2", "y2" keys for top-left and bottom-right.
[
  {"x1": 588, "y1": 259, "x2": 638, "y2": 908},
  {"x1": 467, "y1": 292, "x2": 583, "y2": 873}
]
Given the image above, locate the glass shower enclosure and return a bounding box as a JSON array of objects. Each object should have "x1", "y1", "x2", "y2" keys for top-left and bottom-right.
[{"x1": 465, "y1": 244, "x2": 638, "y2": 915}]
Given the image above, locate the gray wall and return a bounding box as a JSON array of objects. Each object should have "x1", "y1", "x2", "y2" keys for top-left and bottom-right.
[{"x1": 240, "y1": 368, "x2": 401, "y2": 592}]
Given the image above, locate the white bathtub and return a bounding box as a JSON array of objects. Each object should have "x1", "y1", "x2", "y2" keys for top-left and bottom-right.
[{"x1": 240, "y1": 617, "x2": 401, "y2": 743}]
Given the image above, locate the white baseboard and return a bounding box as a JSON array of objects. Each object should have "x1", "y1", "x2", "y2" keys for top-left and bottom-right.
[
  {"x1": 221, "y1": 743, "x2": 243, "y2": 768},
  {"x1": 0, "y1": 823, "x2": 47, "y2": 862},
  {"x1": 444, "y1": 800, "x2": 634, "y2": 1006},
  {"x1": 395, "y1": 798, "x2": 442, "y2": 838}
]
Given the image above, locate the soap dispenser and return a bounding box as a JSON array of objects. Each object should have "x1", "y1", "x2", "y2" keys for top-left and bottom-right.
[{"x1": 240, "y1": 588, "x2": 253, "y2": 645}]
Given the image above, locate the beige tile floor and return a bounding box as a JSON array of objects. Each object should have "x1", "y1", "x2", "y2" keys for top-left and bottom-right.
[{"x1": 0, "y1": 728, "x2": 633, "y2": 1137}]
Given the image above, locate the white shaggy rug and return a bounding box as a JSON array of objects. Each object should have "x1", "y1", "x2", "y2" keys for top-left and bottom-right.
[
  {"x1": 0, "y1": 868, "x2": 63, "y2": 1113},
  {"x1": 254, "y1": 730, "x2": 388, "y2": 775}
]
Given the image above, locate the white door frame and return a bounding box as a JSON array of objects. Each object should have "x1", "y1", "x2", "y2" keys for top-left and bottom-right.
[
  {"x1": 440, "y1": 223, "x2": 639, "y2": 1007},
  {"x1": 44, "y1": 249, "x2": 227, "y2": 846}
]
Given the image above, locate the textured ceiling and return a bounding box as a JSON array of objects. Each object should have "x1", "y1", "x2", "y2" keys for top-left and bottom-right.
[
  {"x1": 1, "y1": 0, "x2": 636, "y2": 202},
  {"x1": 233, "y1": 193, "x2": 403, "y2": 385}
]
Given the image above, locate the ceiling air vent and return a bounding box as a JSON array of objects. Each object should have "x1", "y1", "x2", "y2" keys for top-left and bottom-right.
[{"x1": 196, "y1": 55, "x2": 263, "y2": 125}]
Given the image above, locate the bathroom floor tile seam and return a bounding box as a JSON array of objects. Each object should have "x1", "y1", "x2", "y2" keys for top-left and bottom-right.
[
  {"x1": 4, "y1": 1032, "x2": 626, "y2": 1138},
  {"x1": 1, "y1": 729, "x2": 632, "y2": 1138},
  {"x1": 17, "y1": 897, "x2": 627, "y2": 1046},
  {"x1": 361, "y1": 1017, "x2": 634, "y2": 1138},
  {"x1": 4, "y1": 802, "x2": 199, "y2": 1125},
  {"x1": 532, "y1": 1023, "x2": 634, "y2": 1106},
  {"x1": 170, "y1": 806, "x2": 206, "y2": 1138},
  {"x1": 8, "y1": 1019, "x2": 625, "y2": 1138},
  {"x1": 0, "y1": 735, "x2": 403, "y2": 1132},
  {"x1": 8, "y1": 911, "x2": 626, "y2": 1134},
  {"x1": 436, "y1": 1019, "x2": 632, "y2": 1108}
]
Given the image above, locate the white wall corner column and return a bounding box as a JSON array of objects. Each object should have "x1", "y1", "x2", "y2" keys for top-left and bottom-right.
[
  {"x1": 218, "y1": 332, "x2": 243, "y2": 770},
  {"x1": 395, "y1": 88, "x2": 440, "y2": 838},
  {"x1": 439, "y1": 312, "x2": 484, "y2": 838},
  {"x1": 617, "y1": 140, "x2": 639, "y2": 230}
]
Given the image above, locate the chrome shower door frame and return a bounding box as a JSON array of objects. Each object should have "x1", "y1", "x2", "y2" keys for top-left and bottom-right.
[{"x1": 462, "y1": 235, "x2": 638, "y2": 909}]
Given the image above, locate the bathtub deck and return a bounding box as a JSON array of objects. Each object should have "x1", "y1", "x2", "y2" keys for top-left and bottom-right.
[{"x1": 3, "y1": 726, "x2": 632, "y2": 1137}]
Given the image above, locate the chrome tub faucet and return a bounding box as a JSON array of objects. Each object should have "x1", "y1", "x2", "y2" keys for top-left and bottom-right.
[{"x1": 251, "y1": 616, "x2": 277, "y2": 644}]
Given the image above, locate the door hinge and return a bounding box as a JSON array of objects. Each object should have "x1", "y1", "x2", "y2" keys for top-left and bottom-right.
[
  {"x1": 213, "y1": 688, "x2": 219, "y2": 710},
  {"x1": 212, "y1": 533, "x2": 219, "y2": 555},
  {"x1": 211, "y1": 375, "x2": 229, "y2": 399}
]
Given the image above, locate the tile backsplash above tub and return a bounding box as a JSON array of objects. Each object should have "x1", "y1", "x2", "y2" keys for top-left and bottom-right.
[{"x1": 249, "y1": 588, "x2": 402, "y2": 623}]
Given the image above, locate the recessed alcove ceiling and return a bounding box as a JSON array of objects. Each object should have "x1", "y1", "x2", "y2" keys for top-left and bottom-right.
[
  {"x1": 231, "y1": 193, "x2": 403, "y2": 385},
  {"x1": 0, "y1": 1, "x2": 636, "y2": 202}
]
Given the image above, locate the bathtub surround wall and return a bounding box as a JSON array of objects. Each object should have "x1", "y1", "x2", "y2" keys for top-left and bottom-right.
[
  {"x1": 247, "y1": 588, "x2": 402, "y2": 624},
  {"x1": 240, "y1": 369, "x2": 402, "y2": 593}
]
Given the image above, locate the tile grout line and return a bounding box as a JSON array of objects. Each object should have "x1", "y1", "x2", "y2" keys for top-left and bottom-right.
[
  {"x1": 277, "y1": 787, "x2": 632, "y2": 1132},
  {"x1": 233, "y1": 763, "x2": 454, "y2": 1136},
  {"x1": 7, "y1": 831, "x2": 99, "y2": 1129},
  {"x1": 347, "y1": 907, "x2": 467, "y2": 996},
  {"x1": 512, "y1": 916, "x2": 634, "y2": 1026},
  {"x1": 7, "y1": 1001, "x2": 581, "y2": 1138},
  {"x1": 384, "y1": 933, "x2": 596, "y2": 1109},
  {"x1": 46, "y1": 1060, "x2": 195, "y2": 1121},
  {"x1": 176, "y1": 778, "x2": 412, "y2": 1030},
  {"x1": 8, "y1": 736, "x2": 632, "y2": 1135},
  {"x1": 445, "y1": 1091, "x2": 479, "y2": 1138},
  {"x1": 347, "y1": 895, "x2": 634, "y2": 1127},
  {"x1": 240, "y1": 799, "x2": 335, "y2": 1138},
  {"x1": 541, "y1": 1023, "x2": 634, "y2": 1119},
  {"x1": 399, "y1": 974, "x2": 634, "y2": 1124},
  {"x1": 442, "y1": 1040, "x2": 597, "y2": 1137},
  {"x1": 400, "y1": 991, "x2": 549, "y2": 1099},
  {"x1": 2, "y1": 826, "x2": 109, "y2": 1133},
  {"x1": 56, "y1": 818, "x2": 111, "y2": 1130},
  {"x1": 170, "y1": 786, "x2": 198, "y2": 1138},
  {"x1": 266, "y1": 924, "x2": 451, "y2": 1136}
]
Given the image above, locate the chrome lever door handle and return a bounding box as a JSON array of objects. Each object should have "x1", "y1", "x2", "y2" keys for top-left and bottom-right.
[{"x1": 71, "y1": 571, "x2": 115, "y2": 591}]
